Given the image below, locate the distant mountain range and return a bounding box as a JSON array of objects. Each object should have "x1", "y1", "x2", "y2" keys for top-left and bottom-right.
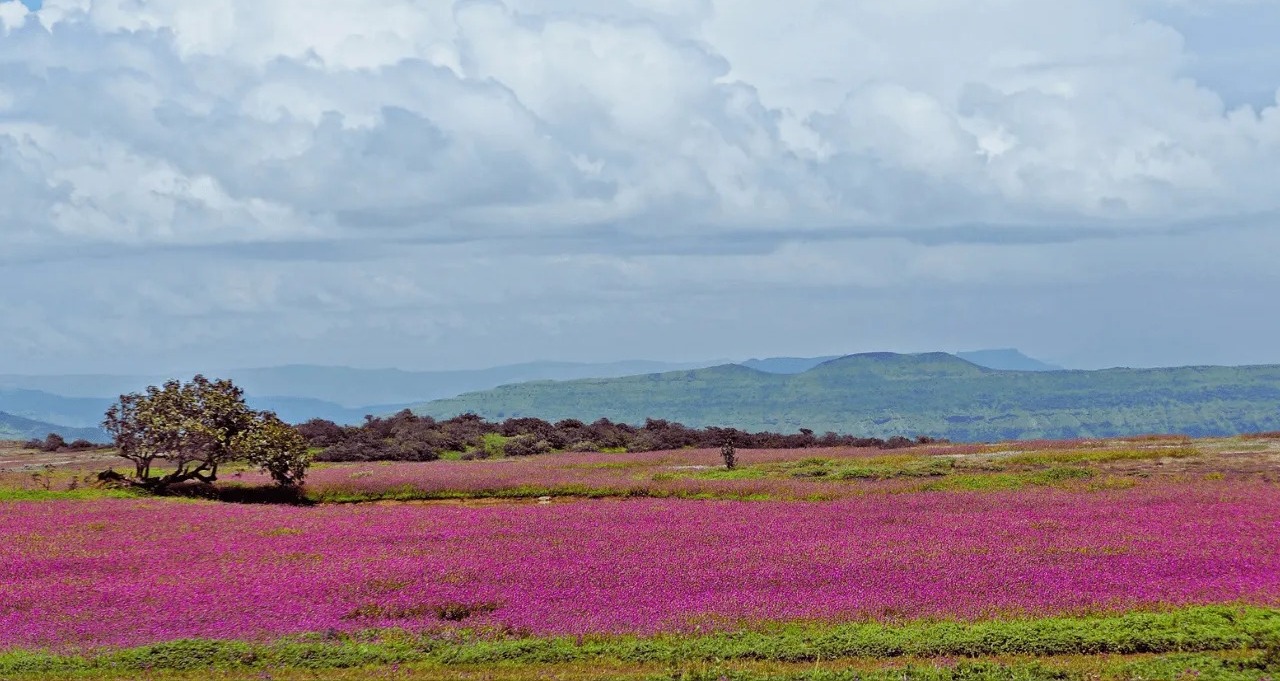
[
  {"x1": 0, "y1": 359, "x2": 724, "y2": 408},
  {"x1": 0, "y1": 388, "x2": 407, "y2": 434},
  {"x1": 741, "y1": 349, "x2": 1060, "y2": 374},
  {"x1": 0, "y1": 388, "x2": 114, "y2": 429},
  {"x1": 0, "y1": 349, "x2": 1090, "y2": 443},
  {"x1": 0, "y1": 358, "x2": 738, "y2": 439},
  {"x1": 414, "y1": 353, "x2": 1280, "y2": 442},
  {"x1": 0, "y1": 411, "x2": 106, "y2": 443},
  {"x1": 954, "y1": 349, "x2": 1063, "y2": 372}
]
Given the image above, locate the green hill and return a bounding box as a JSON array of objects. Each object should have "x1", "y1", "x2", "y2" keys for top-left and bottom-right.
[{"x1": 414, "y1": 353, "x2": 1280, "y2": 441}]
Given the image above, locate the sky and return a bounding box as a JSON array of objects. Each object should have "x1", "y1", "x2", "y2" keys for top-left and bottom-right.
[{"x1": 0, "y1": 0, "x2": 1278, "y2": 374}]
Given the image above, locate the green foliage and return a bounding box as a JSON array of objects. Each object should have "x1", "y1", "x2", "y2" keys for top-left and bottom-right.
[
  {"x1": 233, "y1": 413, "x2": 312, "y2": 486},
  {"x1": 102, "y1": 375, "x2": 311, "y2": 489},
  {"x1": 480, "y1": 433, "x2": 508, "y2": 458},
  {"x1": 102, "y1": 375, "x2": 255, "y2": 483},
  {"x1": 414, "y1": 353, "x2": 1280, "y2": 442}
]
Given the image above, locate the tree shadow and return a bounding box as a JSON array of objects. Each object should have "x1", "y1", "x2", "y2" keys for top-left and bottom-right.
[{"x1": 155, "y1": 481, "x2": 315, "y2": 506}]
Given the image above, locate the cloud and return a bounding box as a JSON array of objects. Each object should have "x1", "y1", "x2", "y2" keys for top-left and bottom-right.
[
  {"x1": 3, "y1": 0, "x2": 1276, "y2": 253},
  {"x1": 0, "y1": 0, "x2": 1278, "y2": 372}
]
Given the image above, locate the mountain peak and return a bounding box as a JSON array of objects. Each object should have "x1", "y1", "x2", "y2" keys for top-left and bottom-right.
[
  {"x1": 810, "y1": 352, "x2": 989, "y2": 379},
  {"x1": 955, "y1": 349, "x2": 1062, "y2": 372}
]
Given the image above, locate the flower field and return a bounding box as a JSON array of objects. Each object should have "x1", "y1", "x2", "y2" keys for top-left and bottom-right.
[
  {"x1": 6, "y1": 436, "x2": 1267, "y2": 504},
  {"x1": 290, "y1": 438, "x2": 1234, "y2": 502},
  {"x1": 3, "y1": 481, "x2": 1279, "y2": 651},
  {"x1": 4, "y1": 437, "x2": 1280, "y2": 680}
]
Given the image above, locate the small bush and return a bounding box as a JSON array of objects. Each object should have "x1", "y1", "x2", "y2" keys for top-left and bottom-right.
[{"x1": 504, "y1": 434, "x2": 552, "y2": 457}]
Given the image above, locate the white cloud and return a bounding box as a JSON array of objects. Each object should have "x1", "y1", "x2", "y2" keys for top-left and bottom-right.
[
  {"x1": 1, "y1": 0, "x2": 1278, "y2": 371},
  {"x1": 4, "y1": 0, "x2": 1278, "y2": 250}
]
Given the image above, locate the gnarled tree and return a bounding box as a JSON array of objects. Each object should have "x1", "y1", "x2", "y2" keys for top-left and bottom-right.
[{"x1": 102, "y1": 375, "x2": 310, "y2": 489}]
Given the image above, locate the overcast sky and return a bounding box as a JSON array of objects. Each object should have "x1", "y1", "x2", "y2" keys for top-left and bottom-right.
[{"x1": 1, "y1": 0, "x2": 1278, "y2": 374}]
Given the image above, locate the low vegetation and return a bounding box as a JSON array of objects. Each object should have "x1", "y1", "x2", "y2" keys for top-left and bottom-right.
[
  {"x1": 19, "y1": 433, "x2": 101, "y2": 453},
  {"x1": 303, "y1": 410, "x2": 940, "y2": 463}
]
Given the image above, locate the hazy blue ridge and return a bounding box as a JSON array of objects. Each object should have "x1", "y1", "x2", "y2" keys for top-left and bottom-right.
[
  {"x1": 0, "y1": 388, "x2": 113, "y2": 428},
  {"x1": 0, "y1": 411, "x2": 107, "y2": 443},
  {"x1": 739, "y1": 348, "x2": 1058, "y2": 374},
  {"x1": 738, "y1": 356, "x2": 842, "y2": 373},
  {"x1": 243, "y1": 396, "x2": 415, "y2": 426},
  {"x1": 955, "y1": 348, "x2": 1063, "y2": 371},
  {"x1": 0, "y1": 350, "x2": 1050, "y2": 425},
  {"x1": 0, "y1": 360, "x2": 732, "y2": 429},
  {"x1": 0, "y1": 359, "x2": 727, "y2": 408},
  {"x1": 413, "y1": 353, "x2": 1280, "y2": 442},
  {"x1": 0, "y1": 387, "x2": 413, "y2": 429}
]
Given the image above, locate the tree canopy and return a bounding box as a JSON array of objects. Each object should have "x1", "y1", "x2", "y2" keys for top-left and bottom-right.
[{"x1": 102, "y1": 375, "x2": 311, "y2": 489}]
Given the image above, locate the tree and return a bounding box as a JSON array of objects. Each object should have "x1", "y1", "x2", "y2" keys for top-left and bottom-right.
[
  {"x1": 233, "y1": 413, "x2": 312, "y2": 487},
  {"x1": 295, "y1": 418, "x2": 346, "y2": 448},
  {"x1": 41, "y1": 433, "x2": 67, "y2": 452},
  {"x1": 102, "y1": 375, "x2": 311, "y2": 489},
  {"x1": 720, "y1": 441, "x2": 737, "y2": 470}
]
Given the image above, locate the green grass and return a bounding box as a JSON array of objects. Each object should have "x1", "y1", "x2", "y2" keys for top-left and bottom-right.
[
  {"x1": 998, "y1": 448, "x2": 1200, "y2": 467},
  {"x1": 0, "y1": 487, "x2": 141, "y2": 502},
  {"x1": 1, "y1": 652, "x2": 1276, "y2": 681},
  {"x1": 664, "y1": 652, "x2": 1280, "y2": 681},
  {"x1": 915, "y1": 468, "x2": 1096, "y2": 492},
  {"x1": 670, "y1": 453, "x2": 1106, "y2": 494},
  {"x1": 480, "y1": 433, "x2": 509, "y2": 458},
  {"x1": 3, "y1": 606, "x2": 1279, "y2": 679}
]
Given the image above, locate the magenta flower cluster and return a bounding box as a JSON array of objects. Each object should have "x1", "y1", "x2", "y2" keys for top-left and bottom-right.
[{"x1": 2, "y1": 482, "x2": 1279, "y2": 650}]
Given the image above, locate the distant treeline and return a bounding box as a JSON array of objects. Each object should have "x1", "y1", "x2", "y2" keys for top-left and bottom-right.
[
  {"x1": 300, "y1": 410, "x2": 942, "y2": 462},
  {"x1": 22, "y1": 433, "x2": 104, "y2": 453}
]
